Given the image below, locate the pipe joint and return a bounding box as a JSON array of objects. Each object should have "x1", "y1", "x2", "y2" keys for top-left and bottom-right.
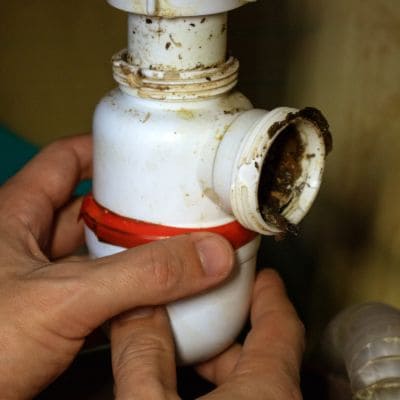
[
  {"x1": 113, "y1": 50, "x2": 239, "y2": 100},
  {"x1": 211, "y1": 107, "x2": 330, "y2": 235},
  {"x1": 107, "y1": 0, "x2": 256, "y2": 17}
]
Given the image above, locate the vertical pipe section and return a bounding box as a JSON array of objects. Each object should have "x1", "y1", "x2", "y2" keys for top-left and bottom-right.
[{"x1": 127, "y1": 13, "x2": 228, "y2": 70}]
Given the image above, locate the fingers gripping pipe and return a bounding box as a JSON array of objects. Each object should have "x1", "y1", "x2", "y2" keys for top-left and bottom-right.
[{"x1": 82, "y1": 0, "x2": 332, "y2": 364}]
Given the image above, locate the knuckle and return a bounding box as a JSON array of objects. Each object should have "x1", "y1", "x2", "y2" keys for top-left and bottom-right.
[
  {"x1": 42, "y1": 141, "x2": 68, "y2": 162},
  {"x1": 147, "y1": 242, "x2": 183, "y2": 289},
  {"x1": 113, "y1": 333, "x2": 168, "y2": 381},
  {"x1": 45, "y1": 137, "x2": 72, "y2": 151},
  {"x1": 115, "y1": 333, "x2": 166, "y2": 367},
  {"x1": 44, "y1": 139, "x2": 80, "y2": 174}
]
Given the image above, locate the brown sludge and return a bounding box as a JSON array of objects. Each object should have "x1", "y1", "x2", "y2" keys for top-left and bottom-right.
[{"x1": 258, "y1": 124, "x2": 304, "y2": 236}]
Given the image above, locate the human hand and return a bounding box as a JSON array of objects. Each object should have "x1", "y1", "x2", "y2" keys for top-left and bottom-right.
[
  {"x1": 0, "y1": 135, "x2": 234, "y2": 399},
  {"x1": 111, "y1": 269, "x2": 305, "y2": 400}
]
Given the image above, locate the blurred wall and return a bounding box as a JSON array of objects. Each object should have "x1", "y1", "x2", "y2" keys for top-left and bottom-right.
[
  {"x1": 2, "y1": 0, "x2": 400, "y2": 350},
  {"x1": 283, "y1": 0, "x2": 400, "y2": 335},
  {"x1": 0, "y1": 0, "x2": 125, "y2": 145},
  {"x1": 226, "y1": 0, "x2": 400, "y2": 351}
]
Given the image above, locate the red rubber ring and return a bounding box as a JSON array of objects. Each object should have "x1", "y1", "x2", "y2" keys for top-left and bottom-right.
[{"x1": 80, "y1": 193, "x2": 257, "y2": 249}]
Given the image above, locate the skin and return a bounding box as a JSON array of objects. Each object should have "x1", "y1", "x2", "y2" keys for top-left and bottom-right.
[
  {"x1": 111, "y1": 270, "x2": 305, "y2": 400},
  {"x1": 0, "y1": 134, "x2": 305, "y2": 399}
]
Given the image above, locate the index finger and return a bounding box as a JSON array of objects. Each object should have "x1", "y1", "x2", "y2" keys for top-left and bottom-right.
[
  {"x1": 197, "y1": 269, "x2": 305, "y2": 398},
  {"x1": 233, "y1": 269, "x2": 305, "y2": 396},
  {"x1": 0, "y1": 135, "x2": 92, "y2": 249}
]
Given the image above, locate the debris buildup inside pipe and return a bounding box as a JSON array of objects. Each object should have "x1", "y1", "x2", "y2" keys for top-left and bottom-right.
[{"x1": 258, "y1": 123, "x2": 304, "y2": 235}]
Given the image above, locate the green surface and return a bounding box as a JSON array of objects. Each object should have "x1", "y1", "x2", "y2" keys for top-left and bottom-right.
[
  {"x1": 0, "y1": 125, "x2": 91, "y2": 194},
  {"x1": 0, "y1": 125, "x2": 38, "y2": 184}
]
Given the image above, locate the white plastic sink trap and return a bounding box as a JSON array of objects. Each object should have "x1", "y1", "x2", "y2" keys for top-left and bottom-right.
[{"x1": 82, "y1": 0, "x2": 331, "y2": 364}]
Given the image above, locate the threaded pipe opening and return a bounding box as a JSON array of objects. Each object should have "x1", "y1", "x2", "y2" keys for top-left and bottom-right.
[{"x1": 230, "y1": 107, "x2": 331, "y2": 235}]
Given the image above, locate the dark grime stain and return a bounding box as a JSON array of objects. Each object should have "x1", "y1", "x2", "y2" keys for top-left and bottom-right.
[
  {"x1": 267, "y1": 107, "x2": 332, "y2": 155},
  {"x1": 259, "y1": 124, "x2": 305, "y2": 235},
  {"x1": 297, "y1": 107, "x2": 333, "y2": 154},
  {"x1": 223, "y1": 108, "x2": 241, "y2": 115}
]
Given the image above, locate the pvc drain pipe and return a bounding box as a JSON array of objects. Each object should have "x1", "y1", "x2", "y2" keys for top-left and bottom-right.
[{"x1": 81, "y1": 0, "x2": 332, "y2": 364}]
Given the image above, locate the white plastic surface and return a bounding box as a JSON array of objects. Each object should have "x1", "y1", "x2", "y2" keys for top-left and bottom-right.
[
  {"x1": 128, "y1": 13, "x2": 227, "y2": 70},
  {"x1": 87, "y1": 0, "x2": 329, "y2": 364},
  {"x1": 90, "y1": 87, "x2": 328, "y2": 362},
  {"x1": 107, "y1": 0, "x2": 256, "y2": 17},
  {"x1": 92, "y1": 89, "x2": 252, "y2": 228}
]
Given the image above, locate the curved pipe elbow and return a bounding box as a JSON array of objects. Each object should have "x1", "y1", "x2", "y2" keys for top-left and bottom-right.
[
  {"x1": 210, "y1": 107, "x2": 332, "y2": 235},
  {"x1": 323, "y1": 302, "x2": 400, "y2": 399}
]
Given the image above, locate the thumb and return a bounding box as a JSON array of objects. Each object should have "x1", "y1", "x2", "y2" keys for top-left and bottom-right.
[{"x1": 73, "y1": 232, "x2": 234, "y2": 333}]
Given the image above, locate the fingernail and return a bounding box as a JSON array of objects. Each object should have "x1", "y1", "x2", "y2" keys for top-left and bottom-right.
[
  {"x1": 119, "y1": 307, "x2": 155, "y2": 321},
  {"x1": 194, "y1": 235, "x2": 233, "y2": 276}
]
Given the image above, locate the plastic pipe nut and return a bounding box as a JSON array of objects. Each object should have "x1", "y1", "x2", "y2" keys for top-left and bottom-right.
[{"x1": 107, "y1": 0, "x2": 256, "y2": 16}]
